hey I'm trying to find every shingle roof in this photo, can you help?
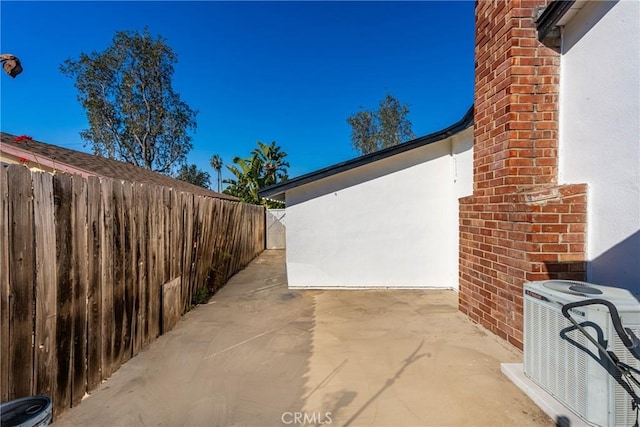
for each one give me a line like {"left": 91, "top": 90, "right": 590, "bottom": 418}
{"left": 259, "top": 105, "right": 474, "bottom": 200}
{"left": 0, "top": 132, "right": 237, "bottom": 201}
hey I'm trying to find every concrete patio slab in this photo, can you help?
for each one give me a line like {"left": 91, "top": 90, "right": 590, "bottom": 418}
{"left": 54, "top": 250, "right": 552, "bottom": 427}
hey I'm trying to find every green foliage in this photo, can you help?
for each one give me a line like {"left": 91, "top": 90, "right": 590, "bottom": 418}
{"left": 191, "top": 251, "right": 233, "bottom": 307}
{"left": 61, "top": 27, "right": 198, "bottom": 175}
{"left": 223, "top": 141, "right": 289, "bottom": 207}
{"left": 347, "top": 93, "right": 415, "bottom": 155}
{"left": 176, "top": 164, "right": 211, "bottom": 188}
{"left": 191, "top": 286, "right": 211, "bottom": 306}
{"left": 210, "top": 154, "right": 223, "bottom": 193}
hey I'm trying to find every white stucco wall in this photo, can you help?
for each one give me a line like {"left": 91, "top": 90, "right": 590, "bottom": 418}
{"left": 284, "top": 127, "right": 473, "bottom": 289}
{"left": 559, "top": 0, "right": 640, "bottom": 292}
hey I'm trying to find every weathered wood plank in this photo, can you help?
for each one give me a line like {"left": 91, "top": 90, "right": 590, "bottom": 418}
{"left": 214, "top": 202, "right": 224, "bottom": 280}
{"left": 134, "top": 183, "right": 147, "bottom": 354}
{"left": 201, "top": 199, "right": 214, "bottom": 288}
{"left": 218, "top": 201, "right": 231, "bottom": 281}
{"left": 197, "top": 197, "right": 214, "bottom": 293}
{"left": 147, "top": 185, "right": 160, "bottom": 341}
{"left": 162, "top": 187, "right": 171, "bottom": 285}
{"left": 53, "top": 173, "right": 73, "bottom": 416}
{"left": 0, "top": 164, "right": 10, "bottom": 402}
{"left": 129, "top": 183, "right": 139, "bottom": 357}
{"left": 139, "top": 184, "right": 147, "bottom": 353}
{"left": 71, "top": 176, "right": 88, "bottom": 406}
{"left": 228, "top": 202, "right": 242, "bottom": 277}
{"left": 181, "top": 193, "right": 193, "bottom": 308}
{"left": 8, "top": 166, "right": 35, "bottom": 400}
{"left": 214, "top": 199, "right": 230, "bottom": 286}
{"left": 111, "top": 180, "right": 125, "bottom": 368}
{"left": 259, "top": 205, "right": 266, "bottom": 254}
{"left": 121, "top": 181, "right": 133, "bottom": 364}
{"left": 161, "top": 277, "right": 181, "bottom": 334}
{"left": 170, "top": 191, "right": 183, "bottom": 309}
{"left": 100, "top": 178, "right": 115, "bottom": 381}
{"left": 33, "top": 172, "right": 57, "bottom": 400}
{"left": 86, "top": 176, "right": 102, "bottom": 391}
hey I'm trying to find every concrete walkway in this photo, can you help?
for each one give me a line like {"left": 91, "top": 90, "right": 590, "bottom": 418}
{"left": 54, "top": 250, "right": 551, "bottom": 427}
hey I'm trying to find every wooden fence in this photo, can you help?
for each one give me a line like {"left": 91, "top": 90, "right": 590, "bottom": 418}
{"left": 0, "top": 165, "right": 265, "bottom": 416}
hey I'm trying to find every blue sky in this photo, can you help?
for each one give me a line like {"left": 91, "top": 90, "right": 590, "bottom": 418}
{"left": 1, "top": 1, "right": 475, "bottom": 185}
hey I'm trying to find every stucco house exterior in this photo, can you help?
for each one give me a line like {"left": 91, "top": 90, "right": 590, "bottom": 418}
{"left": 0, "top": 132, "right": 235, "bottom": 201}
{"left": 259, "top": 107, "right": 473, "bottom": 289}
{"left": 550, "top": 0, "right": 639, "bottom": 291}
{"left": 260, "top": 0, "right": 638, "bottom": 351}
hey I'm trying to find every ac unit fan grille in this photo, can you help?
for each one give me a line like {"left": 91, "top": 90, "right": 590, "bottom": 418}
{"left": 525, "top": 298, "right": 588, "bottom": 415}
{"left": 613, "top": 327, "right": 640, "bottom": 427}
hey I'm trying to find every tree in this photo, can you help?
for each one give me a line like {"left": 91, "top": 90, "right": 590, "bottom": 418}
{"left": 176, "top": 164, "right": 210, "bottom": 188}
{"left": 347, "top": 93, "right": 415, "bottom": 155}
{"left": 223, "top": 156, "right": 262, "bottom": 204}
{"left": 61, "top": 28, "right": 198, "bottom": 175}
{"left": 210, "top": 154, "right": 223, "bottom": 193}
{"left": 252, "top": 141, "right": 289, "bottom": 187}
{"left": 223, "top": 141, "right": 289, "bottom": 207}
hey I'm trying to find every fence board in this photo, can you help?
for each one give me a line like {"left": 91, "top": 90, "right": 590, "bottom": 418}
{"left": 100, "top": 179, "right": 115, "bottom": 381}
{"left": 139, "top": 185, "right": 150, "bottom": 348}
{"left": 53, "top": 173, "right": 73, "bottom": 416}
{"left": 170, "top": 192, "right": 183, "bottom": 309}
{"left": 0, "top": 165, "right": 9, "bottom": 402}
{"left": 207, "top": 198, "right": 218, "bottom": 286}
{"left": 86, "top": 177, "right": 102, "bottom": 390}
{"left": 33, "top": 172, "right": 57, "bottom": 400}
{"left": 111, "top": 181, "right": 125, "bottom": 367}
{"left": 181, "top": 194, "right": 193, "bottom": 307}
{"left": 197, "top": 197, "right": 213, "bottom": 293}
{"left": 130, "top": 184, "right": 140, "bottom": 357}
{"left": 162, "top": 187, "right": 171, "bottom": 285}
{"left": 214, "top": 200, "right": 227, "bottom": 282}
{"left": 229, "top": 203, "right": 242, "bottom": 276}
{"left": 161, "top": 277, "right": 181, "bottom": 334}
{"left": 219, "top": 202, "right": 232, "bottom": 280}
{"left": 121, "top": 182, "right": 133, "bottom": 364}
{"left": 148, "top": 186, "right": 160, "bottom": 341}
{"left": 71, "top": 176, "right": 89, "bottom": 406}
{"left": 7, "top": 166, "right": 35, "bottom": 400}
{"left": 134, "top": 184, "right": 146, "bottom": 354}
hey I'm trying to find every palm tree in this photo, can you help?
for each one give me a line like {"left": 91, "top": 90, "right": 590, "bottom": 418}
{"left": 252, "top": 141, "right": 289, "bottom": 186}
{"left": 210, "top": 154, "right": 223, "bottom": 192}
{"left": 222, "top": 141, "right": 289, "bottom": 207}
{"left": 223, "top": 156, "right": 262, "bottom": 204}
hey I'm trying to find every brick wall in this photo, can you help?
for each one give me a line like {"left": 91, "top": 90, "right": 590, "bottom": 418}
{"left": 459, "top": 0, "right": 588, "bottom": 349}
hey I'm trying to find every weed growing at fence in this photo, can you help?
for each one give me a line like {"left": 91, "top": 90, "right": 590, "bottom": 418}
{"left": 189, "top": 251, "right": 234, "bottom": 307}
{"left": 192, "top": 286, "right": 211, "bottom": 305}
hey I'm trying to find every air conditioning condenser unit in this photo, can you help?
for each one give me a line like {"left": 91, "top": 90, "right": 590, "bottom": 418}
{"left": 524, "top": 280, "right": 640, "bottom": 427}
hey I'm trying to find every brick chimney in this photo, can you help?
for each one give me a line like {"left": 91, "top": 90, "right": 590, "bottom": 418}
{"left": 459, "top": 0, "right": 588, "bottom": 349}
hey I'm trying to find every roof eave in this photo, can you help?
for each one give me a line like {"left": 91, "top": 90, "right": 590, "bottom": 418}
{"left": 259, "top": 105, "right": 474, "bottom": 200}
{"left": 536, "top": 0, "right": 588, "bottom": 41}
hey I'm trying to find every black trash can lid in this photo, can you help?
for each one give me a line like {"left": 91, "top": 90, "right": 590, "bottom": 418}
{"left": 1, "top": 396, "right": 52, "bottom": 427}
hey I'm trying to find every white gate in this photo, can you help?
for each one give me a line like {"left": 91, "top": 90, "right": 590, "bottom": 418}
{"left": 266, "top": 209, "right": 286, "bottom": 249}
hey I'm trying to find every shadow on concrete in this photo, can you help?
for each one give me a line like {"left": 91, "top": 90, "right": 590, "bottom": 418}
{"left": 342, "top": 339, "right": 429, "bottom": 427}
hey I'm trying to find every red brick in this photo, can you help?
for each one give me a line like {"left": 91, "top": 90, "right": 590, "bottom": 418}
{"left": 460, "top": 0, "right": 580, "bottom": 350}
